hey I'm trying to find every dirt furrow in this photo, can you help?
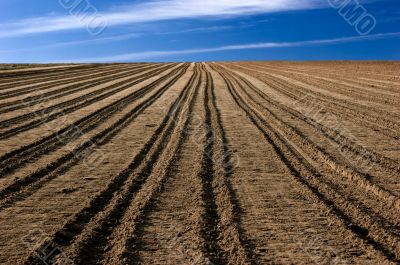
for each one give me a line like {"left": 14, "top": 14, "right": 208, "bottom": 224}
{"left": 0, "top": 63, "right": 173, "bottom": 134}
{"left": 0, "top": 65, "right": 183, "bottom": 183}
{"left": 0, "top": 65, "right": 181, "bottom": 160}
{"left": 196, "top": 66, "right": 227, "bottom": 264}
{"left": 204, "top": 65, "right": 251, "bottom": 264}
{"left": 0, "top": 65, "right": 109, "bottom": 94}
{"left": 228, "top": 64, "right": 400, "bottom": 124}
{"left": 222, "top": 67, "right": 400, "bottom": 200}
{"left": 0, "top": 64, "right": 129, "bottom": 100}
{"left": 211, "top": 64, "right": 392, "bottom": 264}
{"left": 133, "top": 67, "right": 207, "bottom": 265}
{"left": 86, "top": 64, "right": 204, "bottom": 265}
{"left": 123, "top": 64, "right": 250, "bottom": 265}
{"left": 0, "top": 65, "right": 175, "bottom": 142}
{"left": 238, "top": 62, "right": 400, "bottom": 107}
{"left": 250, "top": 61, "right": 400, "bottom": 83}
{"left": 0, "top": 64, "right": 93, "bottom": 80}
{"left": 131, "top": 65, "right": 219, "bottom": 265}
{"left": 0, "top": 64, "right": 189, "bottom": 209}
{"left": 228, "top": 66, "right": 399, "bottom": 161}
{"left": 0, "top": 64, "right": 109, "bottom": 90}
{"left": 0, "top": 62, "right": 397, "bottom": 264}
{"left": 0, "top": 64, "right": 154, "bottom": 110}
{"left": 0, "top": 64, "right": 192, "bottom": 264}
{"left": 22, "top": 63, "right": 200, "bottom": 265}
{"left": 226, "top": 64, "right": 400, "bottom": 144}
{"left": 219, "top": 65, "right": 400, "bottom": 244}
{"left": 247, "top": 62, "right": 400, "bottom": 94}
{"left": 215, "top": 64, "right": 400, "bottom": 262}
{"left": 237, "top": 72, "right": 398, "bottom": 174}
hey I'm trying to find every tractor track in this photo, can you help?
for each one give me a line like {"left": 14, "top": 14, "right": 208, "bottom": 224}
{"left": 223, "top": 66, "right": 400, "bottom": 195}
{"left": 0, "top": 62, "right": 397, "bottom": 265}
{"left": 214, "top": 64, "right": 400, "bottom": 262}
{"left": 0, "top": 64, "right": 96, "bottom": 80}
{"left": 0, "top": 64, "right": 130, "bottom": 98}
{"left": 23, "top": 63, "right": 199, "bottom": 265}
{"left": 0, "top": 64, "right": 189, "bottom": 209}
{"left": 0, "top": 63, "right": 176, "bottom": 139}
{"left": 0, "top": 64, "right": 181, "bottom": 180}
{"left": 226, "top": 64, "right": 400, "bottom": 141}
{"left": 238, "top": 62, "right": 400, "bottom": 107}
{"left": 0, "top": 63, "right": 153, "bottom": 108}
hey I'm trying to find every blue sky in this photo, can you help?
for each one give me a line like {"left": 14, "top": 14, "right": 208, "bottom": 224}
{"left": 0, "top": 0, "right": 399, "bottom": 62}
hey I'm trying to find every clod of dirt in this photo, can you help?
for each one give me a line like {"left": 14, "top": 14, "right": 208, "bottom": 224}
{"left": 61, "top": 187, "right": 79, "bottom": 194}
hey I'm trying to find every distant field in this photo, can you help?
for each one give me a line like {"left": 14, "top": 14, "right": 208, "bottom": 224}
{"left": 0, "top": 64, "right": 72, "bottom": 71}
{"left": 0, "top": 62, "right": 399, "bottom": 264}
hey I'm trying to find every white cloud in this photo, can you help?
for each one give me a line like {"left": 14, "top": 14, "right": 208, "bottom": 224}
{"left": 0, "top": 0, "right": 324, "bottom": 38}
{"left": 0, "top": 33, "right": 139, "bottom": 53}
{"left": 63, "top": 32, "right": 400, "bottom": 62}
{"left": 159, "top": 26, "right": 236, "bottom": 35}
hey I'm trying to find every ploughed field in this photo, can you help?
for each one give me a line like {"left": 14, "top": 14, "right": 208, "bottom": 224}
{"left": 0, "top": 62, "right": 399, "bottom": 265}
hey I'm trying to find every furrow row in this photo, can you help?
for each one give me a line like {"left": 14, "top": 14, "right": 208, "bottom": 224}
{"left": 23, "top": 63, "right": 199, "bottom": 265}
{"left": 214, "top": 64, "right": 400, "bottom": 262}
{"left": 226, "top": 64, "right": 400, "bottom": 140}
{"left": 0, "top": 63, "right": 152, "bottom": 110}
{"left": 0, "top": 63, "right": 176, "bottom": 139}
{"left": 0, "top": 64, "right": 189, "bottom": 209}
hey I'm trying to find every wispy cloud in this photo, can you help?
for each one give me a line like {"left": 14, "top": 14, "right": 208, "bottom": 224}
{"left": 0, "top": 33, "right": 139, "bottom": 53}
{"left": 159, "top": 26, "right": 237, "bottom": 35}
{"left": 0, "top": 0, "right": 324, "bottom": 38}
{"left": 64, "top": 32, "right": 400, "bottom": 62}
{"left": 157, "top": 23, "right": 257, "bottom": 35}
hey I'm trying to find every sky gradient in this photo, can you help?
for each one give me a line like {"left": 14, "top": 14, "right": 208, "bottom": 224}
{"left": 0, "top": 0, "right": 399, "bottom": 62}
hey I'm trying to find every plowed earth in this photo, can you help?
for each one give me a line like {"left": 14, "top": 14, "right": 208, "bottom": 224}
{"left": 0, "top": 62, "right": 399, "bottom": 265}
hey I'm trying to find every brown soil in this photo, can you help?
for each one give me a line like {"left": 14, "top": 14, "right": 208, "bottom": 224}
{"left": 0, "top": 62, "right": 399, "bottom": 265}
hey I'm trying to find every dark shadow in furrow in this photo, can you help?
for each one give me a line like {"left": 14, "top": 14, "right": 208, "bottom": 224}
{"left": 0, "top": 69, "right": 106, "bottom": 98}
{"left": 270, "top": 72, "right": 400, "bottom": 127}
{"left": 0, "top": 65, "right": 109, "bottom": 90}
{"left": 227, "top": 68, "right": 400, "bottom": 196}
{"left": 130, "top": 68, "right": 202, "bottom": 265}
{"left": 232, "top": 72, "right": 400, "bottom": 234}
{"left": 226, "top": 64, "right": 400, "bottom": 140}
{"left": 0, "top": 64, "right": 190, "bottom": 210}
{"left": 76, "top": 67, "right": 200, "bottom": 265}
{"left": 0, "top": 64, "right": 173, "bottom": 140}
{"left": 200, "top": 68, "right": 227, "bottom": 265}
{"left": 24, "top": 64, "right": 199, "bottom": 265}
{"left": 0, "top": 66, "right": 135, "bottom": 95}
{"left": 110, "top": 65, "right": 202, "bottom": 265}
{"left": 206, "top": 68, "right": 257, "bottom": 264}
{"left": 224, "top": 68, "right": 400, "bottom": 234}
{"left": 0, "top": 64, "right": 130, "bottom": 100}
{"left": 244, "top": 63, "right": 400, "bottom": 106}
{"left": 237, "top": 63, "right": 400, "bottom": 117}
{"left": 0, "top": 64, "right": 173, "bottom": 133}
{"left": 217, "top": 66, "right": 399, "bottom": 262}
{"left": 0, "top": 64, "right": 152, "bottom": 109}
{"left": 235, "top": 74, "right": 400, "bottom": 175}
{"left": 246, "top": 68, "right": 400, "bottom": 138}
{"left": 261, "top": 63, "right": 400, "bottom": 97}
{"left": 0, "top": 64, "right": 98, "bottom": 80}
{"left": 247, "top": 62, "right": 400, "bottom": 93}
{"left": 0, "top": 65, "right": 181, "bottom": 179}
